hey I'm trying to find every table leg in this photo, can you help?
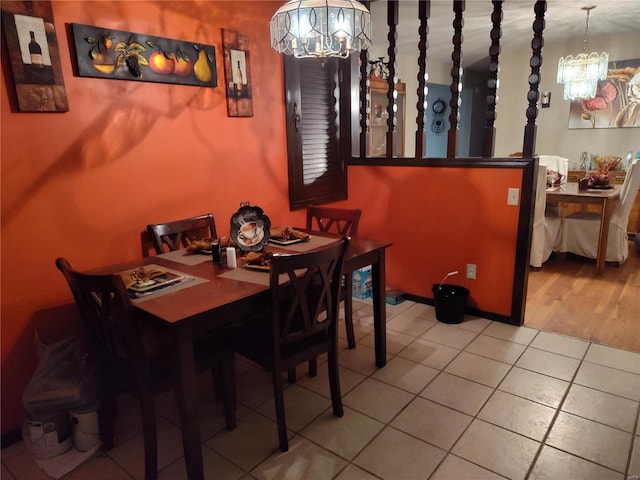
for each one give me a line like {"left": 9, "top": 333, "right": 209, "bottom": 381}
{"left": 371, "top": 249, "right": 387, "bottom": 367}
{"left": 595, "top": 197, "right": 615, "bottom": 274}
{"left": 174, "top": 324, "right": 204, "bottom": 480}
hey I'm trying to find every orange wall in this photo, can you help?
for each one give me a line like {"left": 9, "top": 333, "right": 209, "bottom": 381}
{"left": 1, "top": 1, "right": 524, "bottom": 435}
{"left": 340, "top": 166, "right": 521, "bottom": 312}
{"left": 1, "top": 0, "right": 300, "bottom": 434}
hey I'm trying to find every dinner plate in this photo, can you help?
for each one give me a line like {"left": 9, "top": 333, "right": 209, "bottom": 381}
{"left": 230, "top": 205, "right": 271, "bottom": 251}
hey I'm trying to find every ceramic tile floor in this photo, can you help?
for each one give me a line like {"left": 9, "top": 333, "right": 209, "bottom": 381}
{"left": 3, "top": 298, "right": 640, "bottom": 480}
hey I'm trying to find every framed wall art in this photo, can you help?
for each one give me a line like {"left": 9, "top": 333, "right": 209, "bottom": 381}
{"left": 222, "top": 29, "right": 253, "bottom": 117}
{"left": 568, "top": 58, "right": 640, "bottom": 129}
{"left": 70, "top": 23, "right": 217, "bottom": 88}
{"left": 1, "top": 1, "right": 68, "bottom": 112}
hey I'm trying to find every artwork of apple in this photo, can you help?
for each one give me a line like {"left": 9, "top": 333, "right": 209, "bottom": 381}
{"left": 149, "top": 50, "right": 175, "bottom": 75}
{"left": 171, "top": 48, "right": 193, "bottom": 77}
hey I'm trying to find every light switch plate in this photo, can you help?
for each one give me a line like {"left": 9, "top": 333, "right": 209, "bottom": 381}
{"left": 507, "top": 188, "right": 520, "bottom": 206}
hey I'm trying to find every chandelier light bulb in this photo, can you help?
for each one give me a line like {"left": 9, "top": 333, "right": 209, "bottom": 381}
{"left": 270, "top": 0, "right": 371, "bottom": 61}
{"left": 557, "top": 5, "right": 609, "bottom": 101}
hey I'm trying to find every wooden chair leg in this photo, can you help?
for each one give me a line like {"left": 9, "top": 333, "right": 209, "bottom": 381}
{"left": 327, "top": 349, "right": 343, "bottom": 418}
{"left": 98, "top": 389, "right": 116, "bottom": 451}
{"left": 308, "top": 358, "right": 317, "bottom": 377}
{"left": 272, "top": 371, "right": 289, "bottom": 452}
{"left": 344, "top": 278, "right": 356, "bottom": 349}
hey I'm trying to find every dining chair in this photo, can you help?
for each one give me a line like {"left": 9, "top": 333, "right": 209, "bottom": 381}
{"left": 530, "top": 164, "right": 562, "bottom": 268}
{"left": 223, "top": 237, "right": 349, "bottom": 452}
{"left": 306, "top": 206, "right": 362, "bottom": 350}
{"left": 560, "top": 160, "right": 640, "bottom": 264}
{"left": 55, "top": 258, "right": 235, "bottom": 480}
{"left": 147, "top": 213, "right": 217, "bottom": 254}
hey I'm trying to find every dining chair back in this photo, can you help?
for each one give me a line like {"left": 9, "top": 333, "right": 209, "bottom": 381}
{"left": 307, "top": 206, "right": 361, "bottom": 237}
{"left": 530, "top": 164, "right": 562, "bottom": 268}
{"left": 147, "top": 213, "right": 217, "bottom": 254}
{"left": 224, "top": 237, "right": 349, "bottom": 452}
{"left": 560, "top": 160, "right": 640, "bottom": 264}
{"left": 537, "top": 155, "right": 569, "bottom": 216}
{"left": 537, "top": 155, "right": 569, "bottom": 180}
{"left": 306, "top": 206, "right": 361, "bottom": 351}
{"left": 55, "top": 257, "right": 235, "bottom": 480}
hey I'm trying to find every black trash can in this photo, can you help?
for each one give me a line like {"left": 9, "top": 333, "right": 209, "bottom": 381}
{"left": 432, "top": 284, "right": 470, "bottom": 324}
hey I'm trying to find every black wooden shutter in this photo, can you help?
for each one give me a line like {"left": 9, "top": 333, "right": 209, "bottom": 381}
{"left": 284, "top": 56, "right": 347, "bottom": 210}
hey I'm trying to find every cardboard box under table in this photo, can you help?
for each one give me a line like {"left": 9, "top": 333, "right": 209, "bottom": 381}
{"left": 352, "top": 266, "right": 372, "bottom": 299}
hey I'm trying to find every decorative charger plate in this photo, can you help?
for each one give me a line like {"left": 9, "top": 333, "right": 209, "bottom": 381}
{"left": 230, "top": 205, "right": 271, "bottom": 251}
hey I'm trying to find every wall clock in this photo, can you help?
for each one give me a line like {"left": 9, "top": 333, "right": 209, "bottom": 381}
{"left": 431, "top": 99, "right": 446, "bottom": 133}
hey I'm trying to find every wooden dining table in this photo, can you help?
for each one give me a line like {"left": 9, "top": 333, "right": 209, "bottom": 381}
{"left": 90, "top": 234, "right": 392, "bottom": 480}
{"left": 546, "top": 182, "right": 621, "bottom": 274}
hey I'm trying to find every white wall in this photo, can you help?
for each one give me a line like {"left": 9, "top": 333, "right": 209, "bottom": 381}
{"left": 494, "top": 31, "right": 640, "bottom": 167}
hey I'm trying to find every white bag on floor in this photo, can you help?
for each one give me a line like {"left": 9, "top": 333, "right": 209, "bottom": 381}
{"left": 23, "top": 335, "right": 96, "bottom": 414}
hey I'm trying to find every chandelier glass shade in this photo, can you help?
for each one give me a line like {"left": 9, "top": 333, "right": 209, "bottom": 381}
{"left": 557, "top": 6, "right": 609, "bottom": 101}
{"left": 270, "top": 0, "right": 371, "bottom": 60}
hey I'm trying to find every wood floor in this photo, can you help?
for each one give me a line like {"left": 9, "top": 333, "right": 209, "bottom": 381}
{"left": 524, "top": 240, "right": 640, "bottom": 353}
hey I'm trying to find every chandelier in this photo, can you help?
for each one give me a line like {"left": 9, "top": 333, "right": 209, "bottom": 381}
{"left": 270, "top": 0, "right": 372, "bottom": 61}
{"left": 557, "top": 6, "right": 609, "bottom": 101}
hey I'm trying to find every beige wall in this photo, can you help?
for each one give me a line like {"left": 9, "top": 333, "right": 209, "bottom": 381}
{"left": 495, "top": 31, "right": 640, "bottom": 165}
{"left": 377, "top": 30, "right": 639, "bottom": 162}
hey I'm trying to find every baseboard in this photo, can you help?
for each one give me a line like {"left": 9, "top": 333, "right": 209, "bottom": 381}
{"left": 404, "top": 293, "right": 516, "bottom": 325}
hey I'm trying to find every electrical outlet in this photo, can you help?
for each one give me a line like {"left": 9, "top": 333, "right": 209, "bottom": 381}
{"left": 466, "top": 263, "right": 477, "bottom": 280}
{"left": 507, "top": 188, "right": 520, "bottom": 206}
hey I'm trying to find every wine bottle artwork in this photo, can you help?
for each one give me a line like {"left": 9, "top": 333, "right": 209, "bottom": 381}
{"left": 28, "top": 30, "right": 44, "bottom": 67}
{"left": 1, "top": 1, "right": 68, "bottom": 111}
{"left": 235, "top": 60, "right": 244, "bottom": 97}
{"left": 222, "top": 28, "right": 253, "bottom": 117}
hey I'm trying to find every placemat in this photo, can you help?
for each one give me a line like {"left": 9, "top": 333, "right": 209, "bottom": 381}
{"left": 269, "top": 234, "right": 337, "bottom": 252}
{"left": 118, "top": 264, "right": 209, "bottom": 303}
{"left": 157, "top": 249, "right": 213, "bottom": 266}
{"left": 218, "top": 267, "right": 273, "bottom": 286}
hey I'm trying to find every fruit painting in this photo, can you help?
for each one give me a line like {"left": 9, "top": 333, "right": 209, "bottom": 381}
{"left": 71, "top": 23, "right": 217, "bottom": 88}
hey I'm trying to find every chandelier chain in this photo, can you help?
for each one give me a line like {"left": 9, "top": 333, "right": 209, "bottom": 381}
{"left": 581, "top": 6, "right": 595, "bottom": 54}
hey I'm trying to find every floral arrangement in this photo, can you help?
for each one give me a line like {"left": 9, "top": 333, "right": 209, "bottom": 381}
{"left": 589, "top": 156, "right": 621, "bottom": 186}
{"left": 593, "top": 156, "right": 621, "bottom": 175}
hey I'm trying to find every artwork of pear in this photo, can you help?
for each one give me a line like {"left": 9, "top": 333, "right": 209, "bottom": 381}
{"left": 194, "top": 49, "right": 211, "bottom": 83}
{"left": 92, "top": 52, "right": 115, "bottom": 75}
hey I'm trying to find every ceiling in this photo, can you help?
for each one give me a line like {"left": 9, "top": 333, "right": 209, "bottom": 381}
{"left": 369, "top": 0, "right": 640, "bottom": 66}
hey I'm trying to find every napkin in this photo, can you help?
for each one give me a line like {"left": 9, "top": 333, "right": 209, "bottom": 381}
{"left": 270, "top": 225, "right": 309, "bottom": 241}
